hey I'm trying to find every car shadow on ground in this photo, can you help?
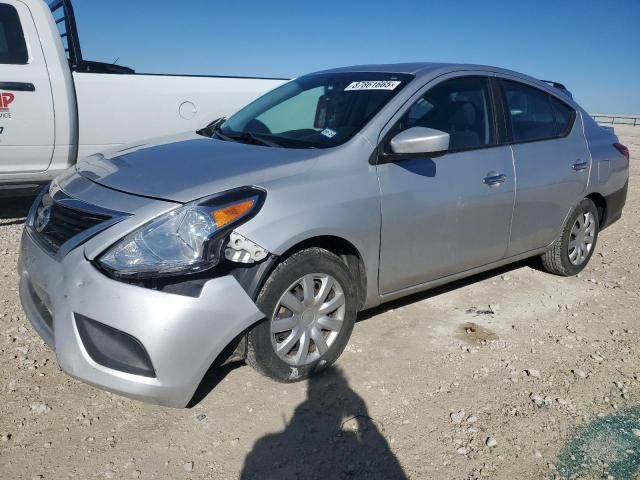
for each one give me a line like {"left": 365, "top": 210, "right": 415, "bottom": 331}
{"left": 191, "top": 258, "right": 540, "bottom": 405}
{"left": 239, "top": 366, "right": 407, "bottom": 480}
{"left": 0, "top": 195, "right": 35, "bottom": 225}
{"left": 358, "top": 259, "right": 535, "bottom": 322}
{"left": 232, "top": 261, "right": 544, "bottom": 478}
{"left": 188, "top": 361, "right": 244, "bottom": 407}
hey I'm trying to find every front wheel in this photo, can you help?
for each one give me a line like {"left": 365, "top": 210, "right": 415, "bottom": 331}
{"left": 541, "top": 198, "right": 599, "bottom": 276}
{"left": 246, "top": 248, "right": 357, "bottom": 382}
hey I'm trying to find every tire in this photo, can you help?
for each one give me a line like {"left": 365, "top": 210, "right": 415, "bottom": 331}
{"left": 541, "top": 198, "right": 599, "bottom": 276}
{"left": 246, "top": 248, "right": 357, "bottom": 382}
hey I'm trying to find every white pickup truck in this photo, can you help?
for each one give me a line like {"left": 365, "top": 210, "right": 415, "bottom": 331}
{"left": 0, "top": 0, "right": 286, "bottom": 194}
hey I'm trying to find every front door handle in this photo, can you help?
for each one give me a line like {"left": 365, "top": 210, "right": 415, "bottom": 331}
{"left": 572, "top": 160, "right": 588, "bottom": 171}
{"left": 483, "top": 173, "right": 506, "bottom": 187}
{"left": 0, "top": 82, "right": 35, "bottom": 92}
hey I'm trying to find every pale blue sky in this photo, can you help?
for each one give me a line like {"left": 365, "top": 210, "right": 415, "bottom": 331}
{"left": 71, "top": 0, "right": 640, "bottom": 115}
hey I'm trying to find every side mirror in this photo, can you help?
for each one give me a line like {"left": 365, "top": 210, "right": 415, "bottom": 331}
{"left": 389, "top": 127, "right": 449, "bottom": 155}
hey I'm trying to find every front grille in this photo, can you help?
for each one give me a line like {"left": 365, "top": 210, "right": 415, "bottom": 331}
{"left": 35, "top": 195, "right": 112, "bottom": 252}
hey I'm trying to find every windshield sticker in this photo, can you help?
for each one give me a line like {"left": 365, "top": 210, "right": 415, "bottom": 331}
{"left": 344, "top": 80, "right": 401, "bottom": 91}
{"left": 321, "top": 128, "right": 337, "bottom": 138}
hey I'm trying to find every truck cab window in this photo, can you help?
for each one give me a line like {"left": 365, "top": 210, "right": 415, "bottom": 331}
{"left": 0, "top": 3, "right": 27, "bottom": 64}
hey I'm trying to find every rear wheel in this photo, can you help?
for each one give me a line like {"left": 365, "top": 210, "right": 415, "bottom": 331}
{"left": 246, "top": 248, "right": 357, "bottom": 382}
{"left": 541, "top": 198, "right": 599, "bottom": 276}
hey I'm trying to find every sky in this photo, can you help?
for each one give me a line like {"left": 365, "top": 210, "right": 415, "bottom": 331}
{"left": 70, "top": 0, "right": 640, "bottom": 115}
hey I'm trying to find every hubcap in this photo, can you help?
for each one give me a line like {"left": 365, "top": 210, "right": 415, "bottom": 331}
{"left": 270, "top": 273, "right": 346, "bottom": 366}
{"left": 568, "top": 211, "right": 596, "bottom": 266}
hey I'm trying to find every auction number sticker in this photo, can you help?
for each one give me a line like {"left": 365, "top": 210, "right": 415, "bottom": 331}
{"left": 345, "top": 80, "right": 401, "bottom": 91}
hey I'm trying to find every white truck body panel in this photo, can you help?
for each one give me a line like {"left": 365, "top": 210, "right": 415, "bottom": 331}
{"left": 72, "top": 73, "right": 284, "bottom": 160}
{"left": 0, "top": 0, "right": 286, "bottom": 190}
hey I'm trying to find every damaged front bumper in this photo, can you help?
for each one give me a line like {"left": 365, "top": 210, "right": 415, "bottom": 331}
{"left": 18, "top": 187, "right": 267, "bottom": 407}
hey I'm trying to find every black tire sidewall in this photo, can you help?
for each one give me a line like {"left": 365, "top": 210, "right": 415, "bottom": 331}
{"left": 247, "top": 248, "right": 357, "bottom": 382}
{"left": 558, "top": 199, "right": 600, "bottom": 275}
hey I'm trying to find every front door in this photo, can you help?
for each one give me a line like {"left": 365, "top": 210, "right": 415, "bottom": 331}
{"left": 378, "top": 76, "right": 516, "bottom": 294}
{"left": 0, "top": 1, "right": 55, "bottom": 174}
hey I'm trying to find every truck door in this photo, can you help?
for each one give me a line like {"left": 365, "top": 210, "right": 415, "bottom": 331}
{"left": 0, "top": 1, "right": 55, "bottom": 174}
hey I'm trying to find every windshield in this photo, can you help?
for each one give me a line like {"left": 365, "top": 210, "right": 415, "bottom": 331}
{"left": 219, "top": 72, "right": 414, "bottom": 149}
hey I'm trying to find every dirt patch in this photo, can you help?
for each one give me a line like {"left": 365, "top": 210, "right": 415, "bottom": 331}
{"left": 459, "top": 322, "right": 499, "bottom": 344}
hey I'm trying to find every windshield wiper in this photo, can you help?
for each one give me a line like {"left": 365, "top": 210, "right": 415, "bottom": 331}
{"left": 221, "top": 131, "right": 282, "bottom": 148}
{"left": 198, "top": 118, "right": 281, "bottom": 147}
{"left": 196, "top": 117, "right": 227, "bottom": 138}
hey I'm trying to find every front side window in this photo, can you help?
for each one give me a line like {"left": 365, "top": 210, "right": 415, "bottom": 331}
{"left": 503, "top": 80, "right": 575, "bottom": 142}
{"left": 221, "top": 72, "right": 414, "bottom": 149}
{"left": 394, "top": 76, "right": 496, "bottom": 151}
{"left": 0, "top": 4, "right": 27, "bottom": 64}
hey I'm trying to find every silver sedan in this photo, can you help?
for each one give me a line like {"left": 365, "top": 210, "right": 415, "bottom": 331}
{"left": 19, "top": 63, "right": 629, "bottom": 406}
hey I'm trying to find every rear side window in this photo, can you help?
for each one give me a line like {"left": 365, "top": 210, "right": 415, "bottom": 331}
{"left": 396, "top": 76, "right": 496, "bottom": 151}
{"left": 550, "top": 96, "right": 575, "bottom": 136}
{"left": 503, "top": 80, "right": 575, "bottom": 142}
{"left": 0, "top": 3, "right": 27, "bottom": 64}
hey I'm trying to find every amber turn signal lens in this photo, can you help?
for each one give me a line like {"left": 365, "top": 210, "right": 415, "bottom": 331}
{"left": 212, "top": 199, "right": 255, "bottom": 228}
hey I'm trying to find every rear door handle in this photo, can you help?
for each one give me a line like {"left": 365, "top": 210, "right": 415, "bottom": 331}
{"left": 0, "top": 82, "right": 35, "bottom": 92}
{"left": 483, "top": 173, "right": 506, "bottom": 187}
{"left": 572, "top": 160, "right": 588, "bottom": 171}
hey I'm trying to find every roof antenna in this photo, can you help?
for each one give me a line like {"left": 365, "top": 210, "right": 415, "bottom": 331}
{"left": 112, "top": 56, "right": 120, "bottom": 65}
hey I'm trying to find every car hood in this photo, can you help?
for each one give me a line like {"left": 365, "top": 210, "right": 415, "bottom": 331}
{"left": 76, "top": 133, "right": 320, "bottom": 203}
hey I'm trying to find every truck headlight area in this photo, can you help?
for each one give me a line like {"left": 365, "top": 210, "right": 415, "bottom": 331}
{"left": 98, "top": 188, "right": 265, "bottom": 279}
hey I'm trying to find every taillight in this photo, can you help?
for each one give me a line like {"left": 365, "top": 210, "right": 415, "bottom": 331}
{"left": 614, "top": 143, "right": 630, "bottom": 161}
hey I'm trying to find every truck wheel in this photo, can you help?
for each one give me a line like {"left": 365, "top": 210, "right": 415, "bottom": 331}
{"left": 246, "top": 248, "right": 357, "bottom": 382}
{"left": 541, "top": 198, "right": 599, "bottom": 276}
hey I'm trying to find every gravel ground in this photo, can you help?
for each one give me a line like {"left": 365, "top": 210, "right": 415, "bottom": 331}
{"left": 0, "top": 126, "right": 638, "bottom": 480}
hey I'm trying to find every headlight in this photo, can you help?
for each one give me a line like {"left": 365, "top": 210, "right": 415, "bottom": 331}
{"left": 98, "top": 187, "right": 265, "bottom": 278}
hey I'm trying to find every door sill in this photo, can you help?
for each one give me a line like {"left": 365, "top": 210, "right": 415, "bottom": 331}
{"left": 378, "top": 246, "right": 549, "bottom": 304}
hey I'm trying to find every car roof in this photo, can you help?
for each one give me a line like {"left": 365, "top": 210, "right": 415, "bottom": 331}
{"left": 317, "top": 62, "right": 453, "bottom": 75}
{"left": 314, "top": 62, "right": 534, "bottom": 82}
{"left": 312, "top": 62, "right": 577, "bottom": 105}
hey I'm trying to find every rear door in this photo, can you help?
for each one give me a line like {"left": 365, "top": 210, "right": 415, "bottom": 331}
{"left": 0, "top": 1, "right": 55, "bottom": 174}
{"left": 499, "top": 78, "right": 590, "bottom": 255}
